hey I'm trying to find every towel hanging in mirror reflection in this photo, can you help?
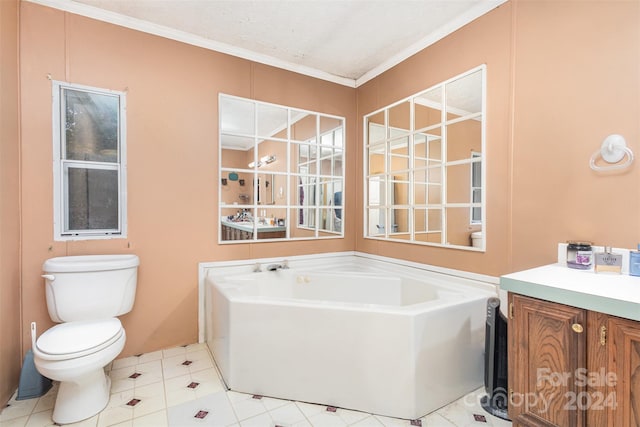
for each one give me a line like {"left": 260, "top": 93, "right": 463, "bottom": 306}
{"left": 589, "top": 134, "right": 634, "bottom": 171}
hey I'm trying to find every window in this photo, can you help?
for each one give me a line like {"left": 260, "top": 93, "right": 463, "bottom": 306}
{"left": 52, "top": 81, "right": 127, "bottom": 240}
{"left": 470, "top": 151, "right": 482, "bottom": 224}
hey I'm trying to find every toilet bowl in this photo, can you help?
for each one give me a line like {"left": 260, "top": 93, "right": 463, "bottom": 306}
{"left": 32, "top": 254, "right": 139, "bottom": 425}
{"left": 31, "top": 320, "right": 126, "bottom": 424}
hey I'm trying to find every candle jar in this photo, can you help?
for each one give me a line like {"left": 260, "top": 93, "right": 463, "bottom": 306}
{"left": 566, "top": 241, "right": 593, "bottom": 270}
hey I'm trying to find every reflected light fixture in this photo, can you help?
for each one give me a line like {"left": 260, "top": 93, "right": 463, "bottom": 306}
{"left": 248, "top": 155, "right": 276, "bottom": 168}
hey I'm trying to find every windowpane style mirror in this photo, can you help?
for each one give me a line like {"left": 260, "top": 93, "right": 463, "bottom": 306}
{"left": 364, "top": 66, "right": 485, "bottom": 250}
{"left": 219, "top": 94, "right": 345, "bottom": 243}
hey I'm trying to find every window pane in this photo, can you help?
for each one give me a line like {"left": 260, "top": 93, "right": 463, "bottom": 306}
{"left": 471, "top": 158, "right": 482, "bottom": 187}
{"left": 220, "top": 96, "right": 255, "bottom": 135}
{"left": 64, "top": 89, "right": 119, "bottom": 162}
{"left": 295, "top": 175, "right": 317, "bottom": 207}
{"left": 368, "top": 144, "right": 385, "bottom": 175}
{"left": 415, "top": 208, "right": 442, "bottom": 233}
{"left": 319, "top": 149, "right": 334, "bottom": 175}
{"left": 388, "top": 101, "right": 410, "bottom": 137}
{"left": 367, "top": 176, "right": 386, "bottom": 206}
{"left": 220, "top": 136, "right": 255, "bottom": 163}
{"left": 221, "top": 145, "right": 253, "bottom": 170}
{"left": 391, "top": 208, "right": 409, "bottom": 233}
{"left": 319, "top": 208, "right": 341, "bottom": 234}
{"left": 296, "top": 142, "right": 317, "bottom": 174}
{"left": 446, "top": 207, "right": 476, "bottom": 246}
{"left": 389, "top": 137, "right": 409, "bottom": 173}
{"left": 445, "top": 69, "right": 483, "bottom": 116}
{"left": 391, "top": 180, "right": 409, "bottom": 205}
{"left": 66, "top": 167, "right": 118, "bottom": 231}
{"left": 367, "top": 112, "right": 385, "bottom": 145}
{"left": 446, "top": 163, "right": 472, "bottom": 204}
{"left": 257, "top": 104, "right": 288, "bottom": 138}
{"left": 446, "top": 119, "right": 481, "bottom": 163}
{"left": 257, "top": 140, "right": 287, "bottom": 173}
{"left": 367, "top": 208, "right": 386, "bottom": 235}
{"left": 291, "top": 111, "right": 317, "bottom": 142}
{"left": 414, "top": 87, "right": 442, "bottom": 131}
{"left": 299, "top": 207, "right": 316, "bottom": 228}
{"left": 320, "top": 116, "right": 342, "bottom": 143}
{"left": 333, "top": 128, "right": 343, "bottom": 148}
{"left": 332, "top": 149, "right": 343, "bottom": 177}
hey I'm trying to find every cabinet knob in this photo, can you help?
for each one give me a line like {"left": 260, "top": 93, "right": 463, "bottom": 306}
{"left": 572, "top": 323, "right": 584, "bottom": 333}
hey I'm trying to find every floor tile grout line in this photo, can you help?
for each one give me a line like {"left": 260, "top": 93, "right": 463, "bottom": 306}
{"left": 222, "top": 389, "right": 243, "bottom": 425}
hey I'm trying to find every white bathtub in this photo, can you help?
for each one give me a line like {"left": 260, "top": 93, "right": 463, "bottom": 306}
{"left": 203, "top": 255, "right": 496, "bottom": 420}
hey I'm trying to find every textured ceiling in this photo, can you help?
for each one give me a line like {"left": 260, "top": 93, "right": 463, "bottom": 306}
{"left": 31, "top": 0, "right": 506, "bottom": 87}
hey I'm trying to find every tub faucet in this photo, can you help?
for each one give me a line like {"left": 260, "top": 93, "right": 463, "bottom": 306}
{"left": 266, "top": 260, "right": 289, "bottom": 271}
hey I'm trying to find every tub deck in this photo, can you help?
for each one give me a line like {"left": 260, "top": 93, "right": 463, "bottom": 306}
{"left": 203, "top": 255, "right": 496, "bottom": 419}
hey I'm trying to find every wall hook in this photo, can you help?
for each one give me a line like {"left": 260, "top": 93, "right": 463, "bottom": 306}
{"left": 589, "top": 134, "right": 634, "bottom": 171}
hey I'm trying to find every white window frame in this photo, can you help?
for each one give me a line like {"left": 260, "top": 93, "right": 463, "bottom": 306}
{"left": 52, "top": 81, "right": 127, "bottom": 241}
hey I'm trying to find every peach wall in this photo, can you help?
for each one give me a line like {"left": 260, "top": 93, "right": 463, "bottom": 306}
{"left": 357, "top": 0, "right": 640, "bottom": 275}
{"left": 510, "top": 0, "right": 640, "bottom": 271}
{"left": 19, "top": 2, "right": 356, "bottom": 357}
{"left": 0, "top": 0, "right": 22, "bottom": 406}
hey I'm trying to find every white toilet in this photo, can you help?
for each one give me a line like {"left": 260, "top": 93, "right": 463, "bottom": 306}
{"left": 31, "top": 254, "right": 139, "bottom": 425}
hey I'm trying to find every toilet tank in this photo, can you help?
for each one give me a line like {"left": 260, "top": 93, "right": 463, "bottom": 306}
{"left": 42, "top": 254, "right": 139, "bottom": 323}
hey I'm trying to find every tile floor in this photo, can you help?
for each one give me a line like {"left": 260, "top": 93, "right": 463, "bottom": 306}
{"left": 0, "top": 343, "right": 512, "bottom": 427}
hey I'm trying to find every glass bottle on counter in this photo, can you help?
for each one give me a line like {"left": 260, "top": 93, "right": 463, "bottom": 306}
{"left": 594, "top": 246, "right": 622, "bottom": 274}
{"left": 630, "top": 244, "right": 640, "bottom": 277}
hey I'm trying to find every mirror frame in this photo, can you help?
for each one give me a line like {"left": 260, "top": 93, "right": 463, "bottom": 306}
{"left": 219, "top": 94, "right": 345, "bottom": 243}
{"left": 363, "top": 65, "right": 486, "bottom": 251}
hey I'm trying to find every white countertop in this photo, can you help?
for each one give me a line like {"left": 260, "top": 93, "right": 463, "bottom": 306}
{"left": 501, "top": 263, "right": 640, "bottom": 321}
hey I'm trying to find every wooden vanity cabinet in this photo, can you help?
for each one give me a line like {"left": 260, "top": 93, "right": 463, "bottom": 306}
{"left": 508, "top": 293, "right": 640, "bottom": 427}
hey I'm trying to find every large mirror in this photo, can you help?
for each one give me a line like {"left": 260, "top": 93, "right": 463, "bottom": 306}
{"left": 364, "top": 66, "right": 485, "bottom": 250}
{"left": 219, "top": 94, "right": 345, "bottom": 242}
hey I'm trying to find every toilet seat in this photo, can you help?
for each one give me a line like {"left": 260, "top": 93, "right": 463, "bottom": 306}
{"left": 36, "top": 318, "right": 124, "bottom": 361}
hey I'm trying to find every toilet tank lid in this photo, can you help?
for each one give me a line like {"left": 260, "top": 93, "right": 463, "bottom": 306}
{"left": 43, "top": 254, "right": 139, "bottom": 273}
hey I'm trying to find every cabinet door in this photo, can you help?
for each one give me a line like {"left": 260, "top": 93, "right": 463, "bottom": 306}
{"left": 509, "top": 293, "right": 587, "bottom": 427}
{"left": 608, "top": 315, "right": 640, "bottom": 426}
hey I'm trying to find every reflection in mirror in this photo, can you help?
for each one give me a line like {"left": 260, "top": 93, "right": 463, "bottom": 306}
{"left": 364, "top": 65, "right": 485, "bottom": 250}
{"left": 389, "top": 101, "right": 411, "bottom": 138}
{"left": 414, "top": 86, "right": 442, "bottom": 131}
{"left": 219, "top": 94, "right": 345, "bottom": 243}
